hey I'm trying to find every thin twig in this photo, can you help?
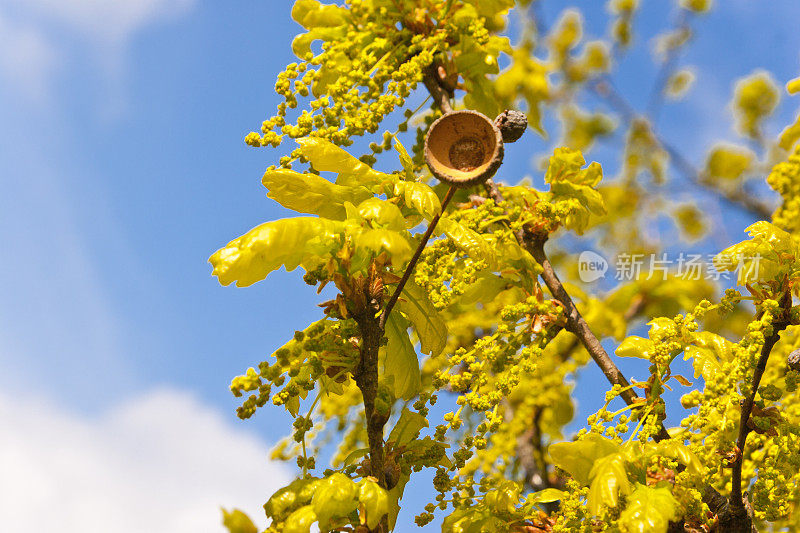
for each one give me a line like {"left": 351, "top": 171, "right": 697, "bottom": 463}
{"left": 379, "top": 186, "right": 456, "bottom": 330}
{"left": 590, "top": 77, "right": 773, "bottom": 220}
{"left": 646, "top": 9, "right": 691, "bottom": 122}
{"left": 481, "top": 179, "right": 671, "bottom": 442}
{"left": 528, "top": 235, "right": 671, "bottom": 442}
{"left": 729, "top": 295, "right": 790, "bottom": 522}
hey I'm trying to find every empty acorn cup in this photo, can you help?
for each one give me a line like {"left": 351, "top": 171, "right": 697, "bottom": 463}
{"left": 424, "top": 109, "right": 527, "bottom": 187}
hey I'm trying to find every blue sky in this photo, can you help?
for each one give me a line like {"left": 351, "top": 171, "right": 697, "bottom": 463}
{"left": 1, "top": 1, "right": 800, "bottom": 532}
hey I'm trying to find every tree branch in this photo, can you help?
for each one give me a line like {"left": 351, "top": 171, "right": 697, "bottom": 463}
{"left": 353, "top": 278, "right": 391, "bottom": 532}
{"left": 379, "top": 186, "right": 456, "bottom": 330}
{"left": 528, "top": 235, "right": 670, "bottom": 442}
{"left": 481, "top": 181, "right": 671, "bottom": 442}
{"left": 590, "top": 77, "right": 773, "bottom": 220}
{"left": 355, "top": 310, "right": 387, "bottom": 484}
{"left": 728, "top": 295, "right": 790, "bottom": 526}
{"left": 422, "top": 65, "right": 453, "bottom": 114}
{"left": 517, "top": 407, "right": 547, "bottom": 488}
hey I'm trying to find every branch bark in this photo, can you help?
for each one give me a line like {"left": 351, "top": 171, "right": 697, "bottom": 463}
{"left": 527, "top": 234, "right": 672, "bottom": 443}
{"left": 354, "top": 312, "right": 386, "bottom": 483}
{"left": 422, "top": 65, "right": 453, "bottom": 114}
{"left": 727, "top": 294, "right": 790, "bottom": 529}
{"left": 353, "top": 289, "right": 390, "bottom": 533}
{"left": 481, "top": 178, "right": 672, "bottom": 442}
{"left": 341, "top": 263, "right": 396, "bottom": 533}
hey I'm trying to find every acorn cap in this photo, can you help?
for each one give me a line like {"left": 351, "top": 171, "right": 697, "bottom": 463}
{"left": 424, "top": 110, "right": 504, "bottom": 188}
{"left": 494, "top": 109, "right": 528, "bottom": 143}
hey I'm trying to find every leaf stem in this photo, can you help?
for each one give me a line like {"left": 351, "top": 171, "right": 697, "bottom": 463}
{"left": 625, "top": 403, "right": 656, "bottom": 446}
{"left": 300, "top": 389, "right": 324, "bottom": 477}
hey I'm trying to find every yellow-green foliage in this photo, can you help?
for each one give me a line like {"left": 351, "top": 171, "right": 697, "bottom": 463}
{"left": 211, "top": 1, "right": 800, "bottom": 532}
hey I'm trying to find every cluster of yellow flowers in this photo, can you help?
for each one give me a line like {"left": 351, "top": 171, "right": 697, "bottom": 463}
{"left": 216, "top": 0, "right": 800, "bottom": 530}
{"left": 767, "top": 144, "right": 800, "bottom": 232}
{"left": 230, "top": 318, "right": 360, "bottom": 421}
{"left": 733, "top": 71, "right": 780, "bottom": 139}
{"left": 244, "top": 0, "right": 455, "bottom": 168}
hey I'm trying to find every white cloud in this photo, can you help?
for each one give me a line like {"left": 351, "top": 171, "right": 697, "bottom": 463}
{"left": 0, "top": 0, "right": 196, "bottom": 107}
{"left": 0, "top": 11, "right": 57, "bottom": 102}
{"left": 0, "top": 388, "right": 291, "bottom": 533}
{"left": 2, "top": 0, "right": 195, "bottom": 44}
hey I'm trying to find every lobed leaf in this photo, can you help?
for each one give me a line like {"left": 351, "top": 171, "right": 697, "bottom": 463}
{"left": 588, "top": 453, "right": 631, "bottom": 515}
{"left": 353, "top": 228, "right": 413, "bottom": 268}
{"left": 549, "top": 433, "right": 621, "bottom": 486}
{"left": 393, "top": 181, "right": 441, "bottom": 221}
{"left": 262, "top": 168, "right": 372, "bottom": 219}
{"left": 209, "top": 217, "right": 344, "bottom": 287}
{"left": 439, "top": 218, "right": 497, "bottom": 267}
{"left": 656, "top": 441, "right": 704, "bottom": 477}
{"left": 483, "top": 481, "right": 522, "bottom": 514}
{"left": 384, "top": 313, "right": 421, "bottom": 400}
{"left": 714, "top": 221, "right": 800, "bottom": 284}
{"left": 356, "top": 197, "right": 407, "bottom": 232}
{"left": 357, "top": 478, "right": 389, "bottom": 530}
{"left": 619, "top": 484, "right": 679, "bottom": 533}
{"left": 265, "top": 478, "right": 320, "bottom": 522}
{"left": 544, "top": 148, "right": 606, "bottom": 233}
{"left": 292, "top": 26, "right": 346, "bottom": 58}
{"left": 388, "top": 407, "right": 428, "bottom": 447}
{"left": 291, "top": 0, "right": 347, "bottom": 29}
{"left": 397, "top": 281, "right": 448, "bottom": 356}
{"left": 296, "top": 137, "right": 389, "bottom": 188}
{"left": 311, "top": 473, "right": 358, "bottom": 528}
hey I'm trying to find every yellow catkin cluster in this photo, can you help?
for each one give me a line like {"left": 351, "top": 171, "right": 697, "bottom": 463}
{"left": 767, "top": 145, "right": 800, "bottom": 233}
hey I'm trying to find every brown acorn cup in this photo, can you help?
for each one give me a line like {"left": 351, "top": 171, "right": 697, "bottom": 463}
{"left": 382, "top": 109, "right": 525, "bottom": 330}
{"left": 424, "top": 110, "right": 505, "bottom": 188}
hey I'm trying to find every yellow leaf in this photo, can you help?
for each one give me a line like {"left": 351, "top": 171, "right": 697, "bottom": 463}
{"left": 209, "top": 217, "right": 345, "bottom": 287}
{"left": 549, "top": 433, "right": 621, "bottom": 486}
{"left": 616, "top": 336, "right": 654, "bottom": 359}
{"left": 296, "top": 137, "right": 389, "bottom": 188}
{"left": 588, "top": 453, "right": 631, "bottom": 515}
{"left": 384, "top": 314, "right": 421, "bottom": 400}
{"left": 221, "top": 508, "right": 258, "bottom": 533}
{"left": 262, "top": 168, "right": 372, "bottom": 219}
{"left": 619, "top": 484, "right": 679, "bottom": 533}
{"left": 358, "top": 479, "right": 389, "bottom": 529}
{"left": 397, "top": 281, "right": 448, "bottom": 356}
